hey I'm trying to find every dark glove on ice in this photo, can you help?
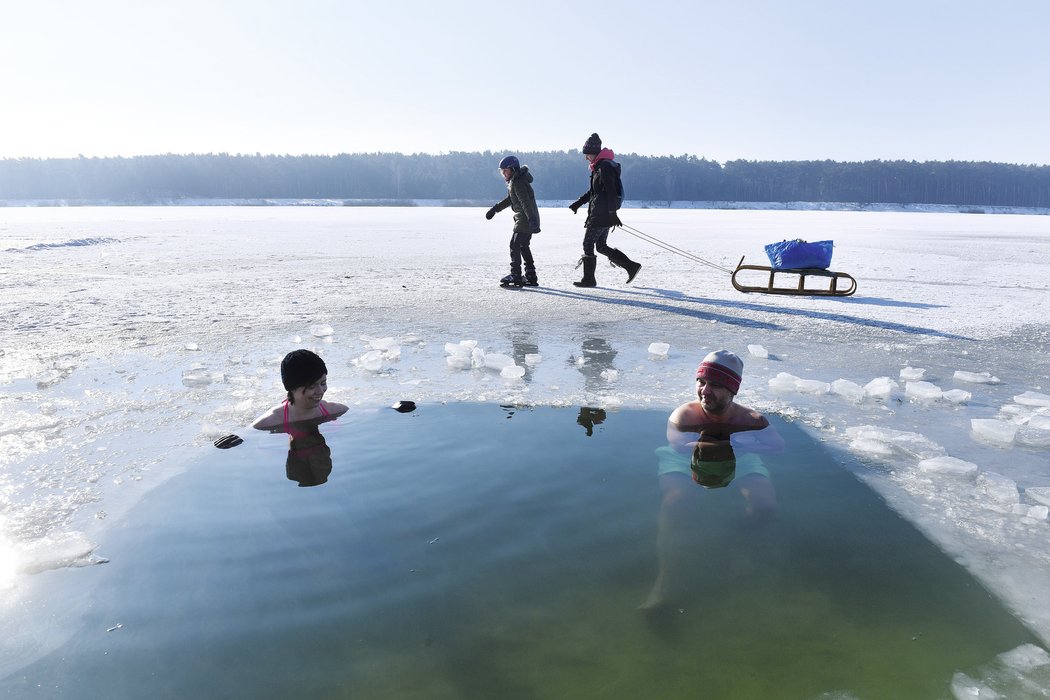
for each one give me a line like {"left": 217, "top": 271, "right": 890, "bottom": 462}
{"left": 214, "top": 434, "right": 243, "bottom": 449}
{"left": 485, "top": 207, "right": 496, "bottom": 220}
{"left": 611, "top": 213, "right": 623, "bottom": 227}
{"left": 569, "top": 203, "right": 580, "bottom": 214}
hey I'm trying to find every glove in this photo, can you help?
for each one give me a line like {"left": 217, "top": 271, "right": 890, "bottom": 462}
{"left": 485, "top": 207, "right": 496, "bottom": 220}
{"left": 611, "top": 213, "right": 622, "bottom": 227}
{"left": 569, "top": 203, "right": 580, "bottom": 214}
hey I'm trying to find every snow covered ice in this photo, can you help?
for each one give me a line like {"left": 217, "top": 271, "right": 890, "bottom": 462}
{"left": 2, "top": 205, "right": 1050, "bottom": 673}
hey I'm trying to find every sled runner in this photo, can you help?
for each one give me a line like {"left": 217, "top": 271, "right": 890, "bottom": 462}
{"left": 731, "top": 256, "right": 858, "bottom": 297}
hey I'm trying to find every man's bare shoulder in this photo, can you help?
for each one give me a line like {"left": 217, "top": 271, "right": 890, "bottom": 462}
{"left": 730, "top": 403, "right": 770, "bottom": 429}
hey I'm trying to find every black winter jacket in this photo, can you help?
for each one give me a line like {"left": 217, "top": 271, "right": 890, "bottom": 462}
{"left": 571, "top": 158, "right": 621, "bottom": 229}
{"left": 493, "top": 167, "right": 541, "bottom": 234}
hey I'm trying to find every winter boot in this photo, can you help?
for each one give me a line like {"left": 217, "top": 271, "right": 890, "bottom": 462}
{"left": 500, "top": 273, "right": 525, "bottom": 287}
{"left": 573, "top": 255, "right": 597, "bottom": 288}
{"left": 608, "top": 248, "right": 641, "bottom": 284}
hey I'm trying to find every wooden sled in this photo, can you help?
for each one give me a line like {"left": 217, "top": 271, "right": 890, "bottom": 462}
{"left": 732, "top": 256, "right": 857, "bottom": 297}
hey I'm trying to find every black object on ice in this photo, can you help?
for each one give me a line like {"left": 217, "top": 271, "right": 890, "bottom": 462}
{"left": 214, "top": 434, "right": 244, "bottom": 449}
{"left": 500, "top": 274, "right": 525, "bottom": 288}
{"left": 392, "top": 400, "right": 417, "bottom": 413}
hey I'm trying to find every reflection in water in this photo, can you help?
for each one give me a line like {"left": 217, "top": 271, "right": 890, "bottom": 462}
{"left": 285, "top": 427, "right": 333, "bottom": 487}
{"left": 261, "top": 414, "right": 340, "bottom": 488}
{"left": 573, "top": 337, "right": 618, "bottom": 393}
{"left": 690, "top": 431, "right": 737, "bottom": 489}
{"left": 507, "top": 329, "right": 539, "bottom": 383}
{"left": 575, "top": 407, "right": 606, "bottom": 437}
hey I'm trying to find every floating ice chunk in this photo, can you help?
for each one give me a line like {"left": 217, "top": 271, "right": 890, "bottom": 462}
{"left": 918, "top": 456, "right": 978, "bottom": 477}
{"left": 599, "top": 395, "right": 623, "bottom": 408}
{"left": 647, "top": 342, "right": 670, "bottom": 359}
{"left": 942, "top": 389, "right": 972, "bottom": 404}
{"left": 310, "top": 324, "right": 334, "bottom": 338}
{"left": 900, "top": 367, "right": 925, "bottom": 381}
{"left": 970, "top": 419, "right": 1017, "bottom": 446}
{"left": 747, "top": 344, "right": 768, "bottom": 359}
{"left": 575, "top": 356, "right": 587, "bottom": 368}
{"left": 19, "top": 532, "right": 101, "bottom": 574}
{"left": 500, "top": 365, "right": 525, "bottom": 380}
{"left": 524, "top": 353, "right": 542, "bottom": 366}
{"left": 483, "top": 353, "right": 515, "bottom": 371}
{"left": 1025, "top": 487, "right": 1050, "bottom": 507}
{"left": 831, "top": 379, "right": 866, "bottom": 403}
{"left": 1014, "top": 391, "right": 1050, "bottom": 407}
{"left": 768, "top": 373, "right": 829, "bottom": 395}
{"left": 844, "top": 425, "right": 945, "bottom": 460}
{"left": 1016, "top": 424, "right": 1050, "bottom": 448}
{"left": 849, "top": 438, "right": 896, "bottom": 457}
{"left": 184, "top": 343, "right": 199, "bottom": 351}
{"left": 1027, "top": 505, "right": 1049, "bottom": 520}
{"left": 292, "top": 335, "right": 302, "bottom": 343}
{"left": 950, "top": 672, "right": 1000, "bottom": 699}
{"left": 976, "top": 471, "right": 1019, "bottom": 505}
{"left": 1029, "top": 415, "right": 1050, "bottom": 430}
{"left": 997, "top": 643, "right": 1050, "bottom": 672}
{"left": 905, "top": 381, "right": 942, "bottom": 401}
{"left": 444, "top": 340, "right": 477, "bottom": 367}
{"left": 471, "top": 347, "right": 486, "bottom": 369}
{"left": 863, "top": 377, "right": 899, "bottom": 400}
{"left": 369, "top": 337, "right": 396, "bottom": 350}
{"left": 356, "top": 350, "right": 384, "bottom": 373}
{"left": 600, "top": 369, "right": 618, "bottom": 381}
{"left": 181, "top": 368, "right": 212, "bottom": 387}
{"left": 797, "top": 379, "right": 831, "bottom": 395}
{"left": 768, "top": 372, "right": 801, "bottom": 392}
{"left": 446, "top": 354, "right": 471, "bottom": 370}
{"left": 954, "top": 370, "right": 1000, "bottom": 384}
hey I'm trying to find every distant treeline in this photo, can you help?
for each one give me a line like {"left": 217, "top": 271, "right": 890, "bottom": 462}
{"left": 2, "top": 152, "right": 1049, "bottom": 207}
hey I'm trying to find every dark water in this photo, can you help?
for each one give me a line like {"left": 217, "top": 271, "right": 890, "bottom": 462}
{"left": 1, "top": 405, "right": 1038, "bottom": 699}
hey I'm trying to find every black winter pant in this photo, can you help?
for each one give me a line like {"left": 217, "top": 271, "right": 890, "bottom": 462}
{"left": 582, "top": 227, "right": 613, "bottom": 257}
{"left": 510, "top": 231, "right": 535, "bottom": 278}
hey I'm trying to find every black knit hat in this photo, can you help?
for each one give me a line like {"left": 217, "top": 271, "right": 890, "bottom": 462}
{"left": 281, "top": 349, "right": 328, "bottom": 391}
{"left": 582, "top": 133, "right": 602, "bottom": 155}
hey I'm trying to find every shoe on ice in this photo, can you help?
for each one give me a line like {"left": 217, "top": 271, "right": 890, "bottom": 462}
{"left": 500, "top": 274, "right": 525, "bottom": 287}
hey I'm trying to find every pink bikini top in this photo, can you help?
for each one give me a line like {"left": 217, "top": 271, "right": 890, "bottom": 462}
{"left": 282, "top": 400, "right": 331, "bottom": 436}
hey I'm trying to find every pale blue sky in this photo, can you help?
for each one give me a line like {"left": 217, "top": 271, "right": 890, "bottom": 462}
{"left": 2, "top": 0, "right": 1048, "bottom": 164}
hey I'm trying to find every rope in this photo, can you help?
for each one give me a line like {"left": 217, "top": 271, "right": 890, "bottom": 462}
{"left": 616, "top": 223, "right": 735, "bottom": 275}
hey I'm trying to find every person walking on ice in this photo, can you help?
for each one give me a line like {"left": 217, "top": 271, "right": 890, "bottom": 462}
{"left": 569, "top": 133, "right": 640, "bottom": 287}
{"left": 486, "top": 155, "right": 541, "bottom": 287}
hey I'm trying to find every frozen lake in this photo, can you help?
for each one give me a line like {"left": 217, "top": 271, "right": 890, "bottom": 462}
{"left": 1, "top": 206, "right": 1049, "bottom": 693}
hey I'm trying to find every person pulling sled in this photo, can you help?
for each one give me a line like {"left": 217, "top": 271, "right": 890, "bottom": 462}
{"left": 486, "top": 155, "right": 541, "bottom": 288}
{"left": 569, "top": 133, "right": 640, "bottom": 287}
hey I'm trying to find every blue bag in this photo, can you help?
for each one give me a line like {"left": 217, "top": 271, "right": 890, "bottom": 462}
{"left": 764, "top": 239, "right": 834, "bottom": 270}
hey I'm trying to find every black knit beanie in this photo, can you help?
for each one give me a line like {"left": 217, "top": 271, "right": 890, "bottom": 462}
{"left": 582, "top": 133, "right": 602, "bottom": 155}
{"left": 281, "top": 349, "right": 328, "bottom": 391}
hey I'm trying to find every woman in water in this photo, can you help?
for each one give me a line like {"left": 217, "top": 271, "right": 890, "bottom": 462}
{"left": 252, "top": 349, "right": 348, "bottom": 431}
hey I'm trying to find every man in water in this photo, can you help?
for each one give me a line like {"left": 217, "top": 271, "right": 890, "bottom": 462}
{"left": 643, "top": 350, "right": 783, "bottom": 610}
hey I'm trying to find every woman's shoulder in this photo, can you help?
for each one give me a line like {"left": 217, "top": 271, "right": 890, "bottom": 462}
{"left": 251, "top": 403, "right": 285, "bottom": 430}
{"left": 321, "top": 401, "right": 349, "bottom": 419}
